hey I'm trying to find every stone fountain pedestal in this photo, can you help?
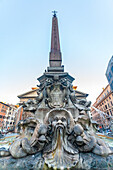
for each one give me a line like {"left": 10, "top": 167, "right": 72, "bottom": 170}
{"left": 0, "top": 152, "right": 113, "bottom": 170}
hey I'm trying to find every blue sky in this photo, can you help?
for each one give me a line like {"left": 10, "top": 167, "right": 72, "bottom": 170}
{"left": 0, "top": 0, "right": 113, "bottom": 104}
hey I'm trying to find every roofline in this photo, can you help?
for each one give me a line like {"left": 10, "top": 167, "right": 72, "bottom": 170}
{"left": 75, "top": 90, "right": 88, "bottom": 96}
{"left": 93, "top": 90, "right": 113, "bottom": 107}
{"left": 0, "top": 102, "right": 10, "bottom": 107}
{"left": 17, "top": 89, "right": 37, "bottom": 98}
{"left": 18, "top": 96, "right": 37, "bottom": 99}
{"left": 96, "top": 84, "right": 109, "bottom": 100}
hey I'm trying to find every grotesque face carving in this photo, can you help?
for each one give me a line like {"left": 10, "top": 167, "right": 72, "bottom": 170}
{"left": 52, "top": 115, "right": 67, "bottom": 130}
{"left": 43, "top": 109, "right": 79, "bottom": 169}
{"left": 44, "top": 108, "right": 75, "bottom": 130}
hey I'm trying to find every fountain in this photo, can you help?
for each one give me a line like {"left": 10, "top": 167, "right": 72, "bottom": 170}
{"left": 0, "top": 13, "right": 113, "bottom": 170}
{"left": 92, "top": 106, "right": 113, "bottom": 134}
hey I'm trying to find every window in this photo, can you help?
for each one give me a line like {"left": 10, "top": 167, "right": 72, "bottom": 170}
{"left": 110, "top": 110, "right": 112, "bottom": 115}
{"left": 107, "top": 111, "right": 109, "bottom": 115}
{"left": 1, "top": 109, "right": 6, "bottom": 113}
{"left": 105, "top": 105, "right": 107, "bottom": 109}
{"left": 111, "top": 81, "right": 113, "bottom": 90}
{"left": 108, "top": 72, "right": 112, "bottom": 81}
{"left": 111, "top": 65, "right": 113, "bottom": 73}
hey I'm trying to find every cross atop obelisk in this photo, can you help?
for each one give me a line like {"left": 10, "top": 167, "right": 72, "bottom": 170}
{"left": 52, "top": 10, "right": 57, "bottom": 17}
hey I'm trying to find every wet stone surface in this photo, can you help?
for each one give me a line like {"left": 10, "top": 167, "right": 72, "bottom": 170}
{"left": 76, "top": 153, "right": 113, "bottom": 170}
{"left": 0, "top": 152, "right": 44, "bottom": 170}
{"left": 0, "top": 152, "right": 113, "bottom": 170}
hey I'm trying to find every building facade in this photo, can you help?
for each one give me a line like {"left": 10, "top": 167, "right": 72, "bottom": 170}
{"left": 17, "top": 88, "right": 38, "bottom": 104}
{"left": 0, "top": 102, "right": 19, "bottom": 130}
{"left": 0, "top": 102, "right": 9, "bottom": 128}
{"left": 91, "top": 84, "right": 113, "bottom": 127}
{"left": 106, "top": 56, "right": 113, "bottom": 91}
{"left": 4, "top": 104, "right": 17, "bottom": 130}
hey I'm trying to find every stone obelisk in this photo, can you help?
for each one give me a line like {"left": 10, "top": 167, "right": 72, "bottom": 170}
{"left": 47, "top": 11, "right": 64, "bottom": 72}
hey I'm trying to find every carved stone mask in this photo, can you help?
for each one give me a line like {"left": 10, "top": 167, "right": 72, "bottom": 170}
{"left": 52, "top": 115, "right": 67, "bottom": 130}
{"left": 46, "top": 84, "right": 66, "bottom": 108}
{"left": 43, "top": 109, "right": 79, "bottom": 169}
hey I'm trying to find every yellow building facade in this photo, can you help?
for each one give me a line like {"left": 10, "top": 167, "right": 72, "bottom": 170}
{"left": 91, "top": 84, "right": 113, "bottom": 127}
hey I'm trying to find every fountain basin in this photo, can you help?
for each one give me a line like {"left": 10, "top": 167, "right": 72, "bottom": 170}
{"left": 0, "top": 151, "right": 112, "bottom": 170}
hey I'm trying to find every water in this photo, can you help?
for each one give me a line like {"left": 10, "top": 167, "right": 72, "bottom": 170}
{"left": 0, "top": 133, "right": 113, "bottom": 151}
{"left": 99, "top": 137, "right": 113, "bottom": 147}
{"left": 0, "top": 133, "right": 19, "bottom": 149}
{"left": 96, "top": 132, "right": 113, "bottom": 147}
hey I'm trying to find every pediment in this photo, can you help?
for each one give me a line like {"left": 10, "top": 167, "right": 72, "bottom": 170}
{"left": 18, "top": 89, "right": 37, "bottom": 98}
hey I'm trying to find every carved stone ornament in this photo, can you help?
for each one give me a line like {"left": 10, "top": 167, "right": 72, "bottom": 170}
{"left": 1, "top": 73, "right": 113, "bottom": 169}
{"left": 46, "top": 83, "right": 67, "bottom": 108}
{"left": 6, "top": 106, "right": 113, "bottom": 169}
{"left": 1, "top": 14, "right": 113, "bottom": 170}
